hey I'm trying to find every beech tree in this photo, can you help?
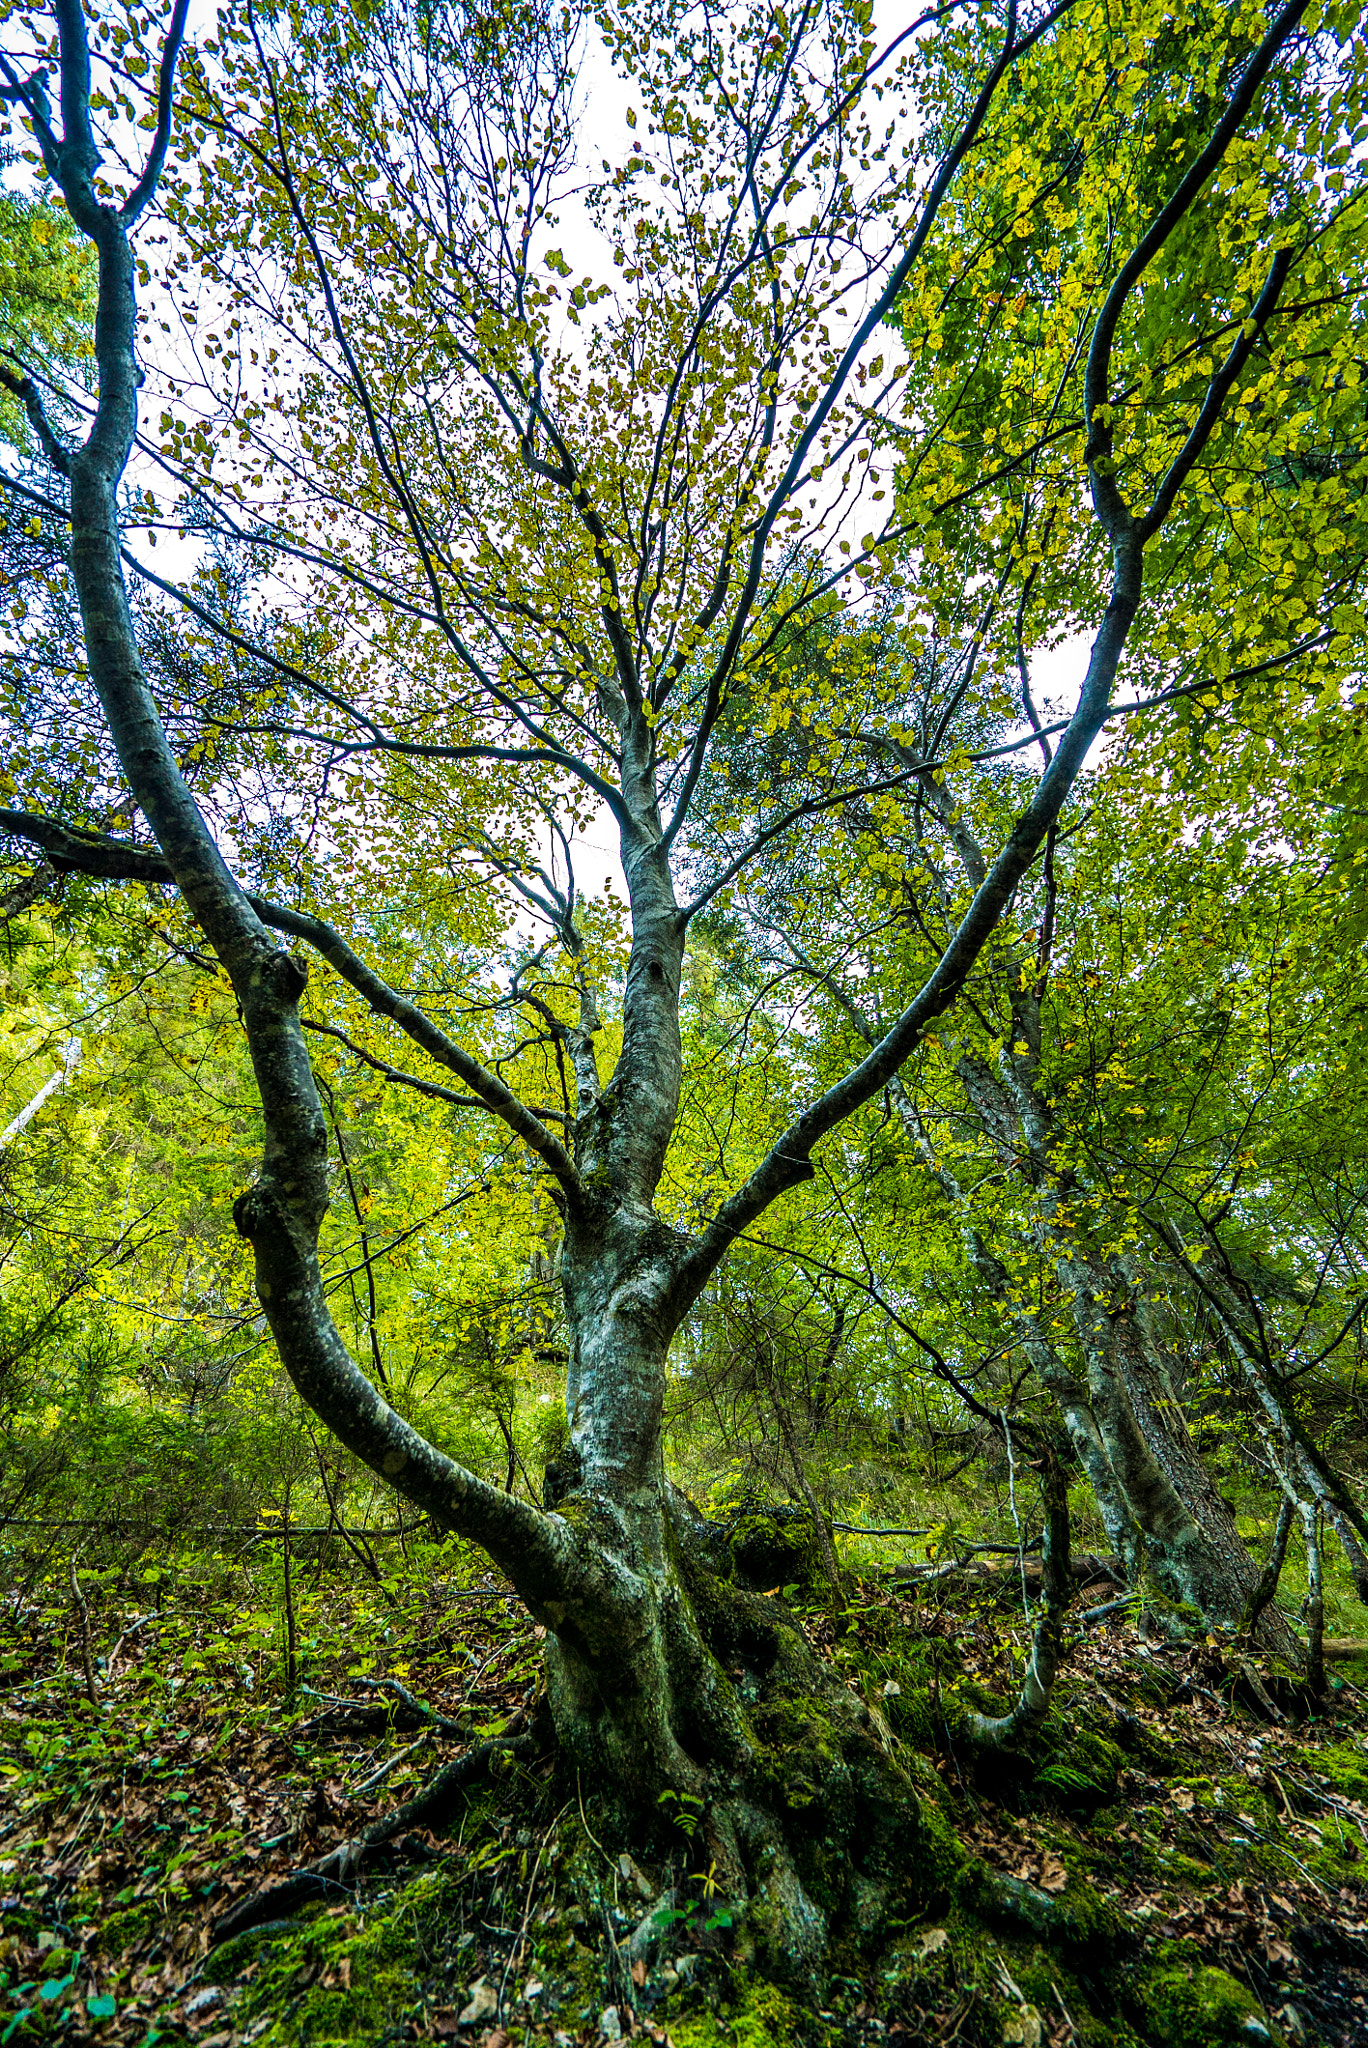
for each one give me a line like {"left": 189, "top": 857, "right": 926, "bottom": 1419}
{"left": 2, "top": 0, "right": 1364, "bottom": 1973}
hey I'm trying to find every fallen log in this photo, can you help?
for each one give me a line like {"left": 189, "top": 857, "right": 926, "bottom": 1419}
{"left": 889, "top": 1551, "right": 1121, "bottom": 1593}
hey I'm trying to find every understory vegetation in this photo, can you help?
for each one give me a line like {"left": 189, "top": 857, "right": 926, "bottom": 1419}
{"left": 2, "top": 1502, "right": 1367, "bottom": 2046}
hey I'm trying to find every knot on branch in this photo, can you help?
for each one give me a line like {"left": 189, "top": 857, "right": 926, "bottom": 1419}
{"left": 234, "top": 1172, "right": 324, "bottom": 1252}
{"left": 264, "top": 949, "right": 309, "bottom": 1004}
{"left": 778, "top": 1152, "right": 816, "bottom": 1185}
{"left": 232, "top": 1184, "right": 271, "bottom": 1241}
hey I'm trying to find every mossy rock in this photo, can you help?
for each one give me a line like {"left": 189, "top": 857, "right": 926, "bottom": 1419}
{"left": 1137, "top": 1952, "right": 1277, "bottom": 2046}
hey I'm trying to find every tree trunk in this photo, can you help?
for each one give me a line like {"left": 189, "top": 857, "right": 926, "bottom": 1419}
{"left": 530, "top": 1199, "right": 915, "bottom": 1981}
{"left": 895, "top": 1081, "right": 1149, "bottom": 1582}
{"left": 948, "top": 1057, "right": 1296, "bottom": 1654}
{"left": 1065, "top": 1249, "right": 1282, "bottom": 1635}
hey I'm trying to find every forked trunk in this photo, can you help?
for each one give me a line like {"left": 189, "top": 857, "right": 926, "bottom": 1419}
{"left": 537, "top": 1203, "right": 917, "bottom": 1983}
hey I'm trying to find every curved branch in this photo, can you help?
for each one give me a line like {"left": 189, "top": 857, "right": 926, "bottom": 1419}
{"left": 0, "top": 359, "right": 74, "bottom": 472}
{"left": 1083, "top": 0, "right": 1310, "bottom": 533}
{"left": 0, "top": 808, "right": 581, "bottom": 1194}
{"left": 120, "top": 0, "right": 191, "bottom": 224}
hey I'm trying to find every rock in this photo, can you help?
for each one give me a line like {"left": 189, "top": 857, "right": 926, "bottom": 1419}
{"left": 458, "top": 1979, "right": 499, "bottom": 2025}
{"left": 184, "top": 1988, "right": 225, "bottom": 2019}
{"left": 617, "top": 1852, "right": 654, "bottom": 1899}
{"left": 628, "top": 1889, "right": 680, "bottom": 1964}
{"left": 598, "top": 2004, "right": 622, "bottom": 2041}
{"left": 985, "top": 1875, "right": 1059, "bottom": 1941}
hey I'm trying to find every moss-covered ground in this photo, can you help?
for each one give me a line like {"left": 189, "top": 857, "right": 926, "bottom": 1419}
{"left": 2, "top": 1536, "right": 1366, "bottom": 2048}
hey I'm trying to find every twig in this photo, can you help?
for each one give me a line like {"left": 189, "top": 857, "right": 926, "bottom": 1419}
{"left": 459, "top": 1634, "right": 533, "bottom": 1704}
{"left": 355, "top": 1675, "right": 469, "bottom": 1732}
{"left": 350, "top": 1730, "right": 431, "bottom": 1797}
{"left": 1231, "top": 1818, "right": 1330, "bottom": 1899}
{"left": 281, "top": 1489, "right": 298, "bottom": 1702}
{"left": 69, "top": 1557, "right": 100, "bottom": 1710}
{"left": 831, "top": 1521, "right": 932, "bottom": 1538}
{"left": 1080, "top": 1593, "right": 1138, "bottom": 1626}
{"left": 497, "top": 1808, "right": 564, "bottom": 2018}
{"left": 104, "top": 1612, "right": 156, "bottom": 1683}
{"left": 576, "top": 1768, "right": 615, "bottom": 1871}
{"left": 1051, "top": 1981, "right": 1078, "bottom": 2044}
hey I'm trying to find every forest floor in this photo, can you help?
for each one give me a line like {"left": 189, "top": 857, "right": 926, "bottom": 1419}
{"left": 2, "top": 1537, "right": 1367, "bottom": 2048}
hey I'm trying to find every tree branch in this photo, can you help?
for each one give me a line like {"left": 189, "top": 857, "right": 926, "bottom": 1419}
{"left": 1084, "top": 0, "right": 1310, "bottom": 535}
{"left": 0, "top": 808, "right": 581, "bottom": 1193}
{"left": 0, "top": 359, "right": 73, "bottom": 472}
{"left": 120, "top": 0, "right": 191, "bottom": 223}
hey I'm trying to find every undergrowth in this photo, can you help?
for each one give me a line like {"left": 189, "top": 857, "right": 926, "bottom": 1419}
{"left": 1, "top": 1527, "right": 1366, "bottom": 2048}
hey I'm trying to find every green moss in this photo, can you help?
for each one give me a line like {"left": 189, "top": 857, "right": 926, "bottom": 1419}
{"left": 91, "top": 1901, "right": 163, "bottom": 1954}
{"left": 1137, "top": 1952, "right": 1274, "bottom": 2046}
{"left": 216, "top": 1867, "right": 463, "bottom": 2046}
{"left": 1161, "top": 1853, "right": 1219, "bottom": 1889}
{"left": 1315, "top": 1740, "right": 1368, "bottom": 1804}
{"left": 751, "top": 1693, "right": 842, "bottom": 1813}
{"left": 669, "top": 1977, "right": 802, "bottom": 2048}
{"left": 723, "top": 1508, "right": 824, "bottom": 1596}
{"left": 1034, "top": 1726, "right": 1126, "bottom": 1809}
{"left": 201, "top": 1916, "right": 319, "bottom": 1985}
{"left": 910, "top": 1795, "right": 968, "bottom": 1905}
{"left": 1011, "top": 1954, "right": 1147, "bottom": 2048}
{"left": 950, "top": 1853, "right": 1127, "bottom": 1956}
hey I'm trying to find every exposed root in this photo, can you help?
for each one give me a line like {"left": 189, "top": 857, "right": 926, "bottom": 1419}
{"left": 211, "top": 1722, "right": 536, "bottom": 1944}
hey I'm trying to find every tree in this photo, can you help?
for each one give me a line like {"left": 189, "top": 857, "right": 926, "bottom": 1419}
{"left": 1, "top": 0, "right": 1362, "bottom": 1973}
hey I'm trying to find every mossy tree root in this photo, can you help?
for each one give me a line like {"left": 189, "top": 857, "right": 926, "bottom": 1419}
{"left": 212, "top": 1726, "right": 536, "bottom": 1945}
{"left": 965, "top": 1450, "right": 1073, "bottom": 1752}
{"left": 541, "top": 1497, "right": 926, "bottom": 1992}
